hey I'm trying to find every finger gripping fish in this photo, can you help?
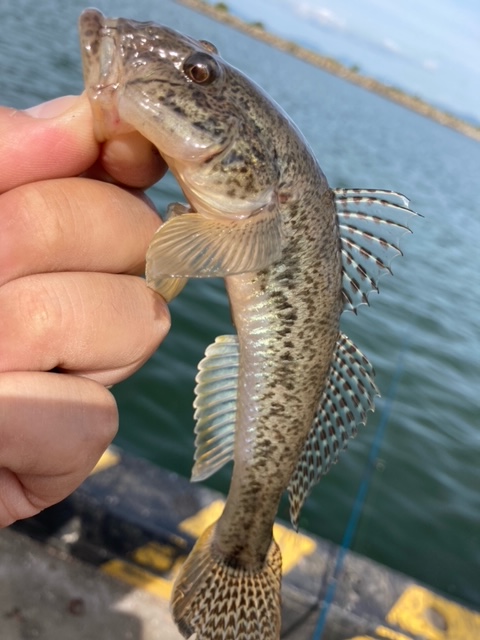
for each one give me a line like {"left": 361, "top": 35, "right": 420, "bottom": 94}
{"left": 79, "top": 10, "right": 417, "bottom": 640}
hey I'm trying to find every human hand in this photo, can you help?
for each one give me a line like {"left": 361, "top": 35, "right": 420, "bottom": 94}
{"left": 0, "top": 94, "right": 170, "bottom": 526}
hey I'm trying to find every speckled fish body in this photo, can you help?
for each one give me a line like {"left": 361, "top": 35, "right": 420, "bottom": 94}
{"left": 79, "top": 10, "right": 416, "bottom": 640}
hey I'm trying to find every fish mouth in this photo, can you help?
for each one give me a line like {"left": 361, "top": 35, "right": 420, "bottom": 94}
{"left": 79, "top": 10, "right": 232, "bottom": 167}
{"left": 79, "top": 9, "right": 135, "bottom": 141}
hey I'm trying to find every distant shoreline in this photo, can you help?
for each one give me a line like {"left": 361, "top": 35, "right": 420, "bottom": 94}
{"left": 178, "top": 0, "right": 480, "bottom": 143}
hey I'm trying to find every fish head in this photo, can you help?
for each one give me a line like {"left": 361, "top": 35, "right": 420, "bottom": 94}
{"left": 79, "top": 9, "right": 279, "bottom": 218}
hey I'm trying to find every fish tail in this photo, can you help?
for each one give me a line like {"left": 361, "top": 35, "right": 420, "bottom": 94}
{"left": 171, "top": 521, "right": 282, "bottom": 640}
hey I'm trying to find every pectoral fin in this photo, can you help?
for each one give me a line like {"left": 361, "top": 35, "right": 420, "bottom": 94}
{"left": 288, "top": 333, "right": 379, "bottom": 529}
{"left": 145, "top": 202, "right": 191, "bottom": 301}
{"left": 147, "top": 275, "right": 188, "bottom": 303}
{"left": 145, "top": 205, "right": 282, "bottom": 281}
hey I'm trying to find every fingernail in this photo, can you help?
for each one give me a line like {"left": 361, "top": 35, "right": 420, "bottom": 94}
{"left": 25, "top": 95, "right": 81, "bottom": 119}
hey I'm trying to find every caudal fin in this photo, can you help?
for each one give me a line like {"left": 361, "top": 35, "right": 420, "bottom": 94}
{"left": 171, "top": 521, "right": 282, "bottom": 640}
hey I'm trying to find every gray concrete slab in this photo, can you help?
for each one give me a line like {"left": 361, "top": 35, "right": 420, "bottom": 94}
{"left": 0, "top": 528, "right": 182, "bottom": 640}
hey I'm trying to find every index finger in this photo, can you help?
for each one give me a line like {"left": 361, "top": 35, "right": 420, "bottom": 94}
{"left": 0, "top": 95, "right": 98, "bottom": 193}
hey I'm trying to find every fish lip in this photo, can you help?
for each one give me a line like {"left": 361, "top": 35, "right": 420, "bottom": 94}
{"left": 79, "top": 9, "right": 134, "bottom": 141}
{"left": 79, "top": 9, "right": 113, "bottom": 83}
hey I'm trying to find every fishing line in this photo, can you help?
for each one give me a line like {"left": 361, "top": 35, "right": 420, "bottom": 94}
{"left": 307, "top": 330, "right": 411, "bottom": 640}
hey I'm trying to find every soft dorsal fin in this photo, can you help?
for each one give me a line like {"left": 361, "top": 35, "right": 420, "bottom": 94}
{"left": 334, "top": 189, "right": 418, "bottom": 313}
{"left": 191, "top": 335, "right": 239, "bottom": 482}
{"left": 288, "top": 332, "right": 378, "bottom": 529}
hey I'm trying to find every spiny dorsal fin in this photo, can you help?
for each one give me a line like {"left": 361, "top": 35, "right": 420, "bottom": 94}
{"left": 191, "top": 335, "right": 239, "bottom": 482}
{"left": 334, "top": 188, "right": 418, "bottom": 313}
{"left": 288, "top": 332, "right": 379, "bottom": 529}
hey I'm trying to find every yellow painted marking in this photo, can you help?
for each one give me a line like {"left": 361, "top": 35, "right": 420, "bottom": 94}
{"left": 102, "top": 559, "right": 177, "bottom": 600}
{"left": 90, "top": 448, "right": 121, "bottom": 475}
{"left": 348, "top": 635, "right": 412, "bottom": 640}
{"left": 132, "top": 542, "right": 178, "bottom": 573}
{"left": 386, "top": 585, "right": 480, "bottom": 640}
{"left": 179, "top": 499, "right": 225, "bottom": 537}
{"left": 178, "top": 499, "right": 316, "bottom": 574}
{"left": 346, "top": 634, "right": 411, "bottom": 640}
{"left": 376, "top": 625, "right": 412, "bottom": 639}
{"left": 272, "top": 521, "right": 316, "bottom": 574}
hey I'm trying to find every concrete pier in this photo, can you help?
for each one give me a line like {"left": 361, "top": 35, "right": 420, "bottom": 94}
{"left": 2, "top": 447, "right": 479, "bottom": 640}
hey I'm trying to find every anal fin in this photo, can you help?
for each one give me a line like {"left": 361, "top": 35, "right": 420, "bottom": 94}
{"left": 191, "top": 335, "right": 239, "bottom": 482}
{"left": 288, "top": 332, "right": 379, "bottom": 529}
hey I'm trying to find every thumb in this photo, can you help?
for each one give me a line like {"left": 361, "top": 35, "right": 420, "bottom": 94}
{"left": 25, "top": 95, "right": 83, "bottom": 119}
{"left": 0, "top": 94, "right": 99, "bottom": 194}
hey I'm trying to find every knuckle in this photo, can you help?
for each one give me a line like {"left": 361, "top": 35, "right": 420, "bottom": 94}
{"left": 17, "top": 181, "right": 73, "bottom": 252}
{"left": 18, "top": 278, "right": 62, "bottom": 343}
{"left": 0, "top": 276, "right": 62, "bottom": 368}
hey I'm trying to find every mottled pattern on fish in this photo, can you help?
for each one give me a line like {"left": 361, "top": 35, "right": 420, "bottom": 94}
{"left": 171, "top": 163, "right": 342, "bottom": 578}
{"left": 79, "top": 10, "right": 417, "bottom": 640}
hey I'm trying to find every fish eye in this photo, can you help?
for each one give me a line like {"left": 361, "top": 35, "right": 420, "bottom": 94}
{"left": 183, "top": 52, "right": 220, "bottom": 85}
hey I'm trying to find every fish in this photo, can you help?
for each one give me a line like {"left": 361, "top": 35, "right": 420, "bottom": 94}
{"left": 79, "top": 9, "right": 417, "bottom": 640}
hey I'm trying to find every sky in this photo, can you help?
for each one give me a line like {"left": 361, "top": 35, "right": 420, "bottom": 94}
{"left": 206, "top": 0, "right": 480, "bottom": 123}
